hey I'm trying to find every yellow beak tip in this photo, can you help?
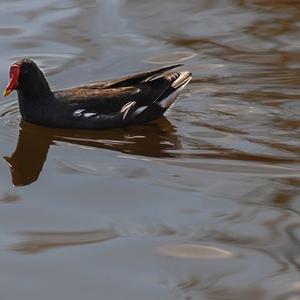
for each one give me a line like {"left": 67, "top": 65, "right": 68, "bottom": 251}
{"left": 3, "top": 89, "right": 12, "bottom": 97}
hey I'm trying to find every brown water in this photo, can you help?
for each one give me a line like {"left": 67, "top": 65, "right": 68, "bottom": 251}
{"left": 0, "top": 0, "right": 300, "bottom": 299}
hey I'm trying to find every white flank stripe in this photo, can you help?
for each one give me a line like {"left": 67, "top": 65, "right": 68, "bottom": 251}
{"left": 84, "top": 112, "right": 97, "bottom": 117}
{"left": 132, "top": 106, "right": 148, "bottom": 116}
{"left": 73, "top": 109, "right": 85, "bottom": 116}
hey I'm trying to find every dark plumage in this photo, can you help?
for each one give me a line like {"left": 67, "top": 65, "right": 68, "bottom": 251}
{"left": 3, "top": 58, "right": 192, "bottom": 129}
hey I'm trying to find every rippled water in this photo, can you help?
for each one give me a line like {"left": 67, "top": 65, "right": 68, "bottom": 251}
{"left": 0, "top": 0, "right": 300, "bottom": 299}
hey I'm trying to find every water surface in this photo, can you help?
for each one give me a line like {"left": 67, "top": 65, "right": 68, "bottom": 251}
{"left": 0, "top": 0, "right": 300, "bottom": 299}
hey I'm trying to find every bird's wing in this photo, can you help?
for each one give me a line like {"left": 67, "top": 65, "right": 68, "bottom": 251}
{"left": 57, "top": 64, "right": 182, "bottom": 93}
{"left": 101, "top": 64, "right": 182, "bottom": 88}
{"left": 52, "top": 70, "right": 191, "bottom": 130}
{"left": 54, "top": 74, "right": 175, "bottom": 114}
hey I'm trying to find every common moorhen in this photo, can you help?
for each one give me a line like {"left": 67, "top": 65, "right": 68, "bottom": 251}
{"left": 3, "top": 59, "right": 192, "bottom": 129}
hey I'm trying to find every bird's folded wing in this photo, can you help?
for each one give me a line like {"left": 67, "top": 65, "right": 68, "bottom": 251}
{"left": 74, "top": 64, "right": 182, "bottom": 90}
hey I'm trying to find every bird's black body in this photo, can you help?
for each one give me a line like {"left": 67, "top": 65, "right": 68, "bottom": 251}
{"left": 6, "top": 59, "right": 192, "bottom": 129}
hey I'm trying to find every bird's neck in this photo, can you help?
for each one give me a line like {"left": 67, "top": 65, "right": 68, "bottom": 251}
{"left": 17, "top": 76, "right": 55, "bottom": 123}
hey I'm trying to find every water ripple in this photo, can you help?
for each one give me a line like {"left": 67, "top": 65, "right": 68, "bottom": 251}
{"left": 163, "top": 159, "right": 300, "bottom": 178}
{"left": 145, "top": 51, "right": 197, "bottom": 64}
{"left": 12, "top": 228, "right": 119, "bottom": 254}
{"left": 9, "top": 52, "right": 78, "bottom": 76}
{"left": 0, "top": 1, "right": 299, "bottom": 299}
{"left": 158, "top": 244, "right": 233, "bottom": 259}
{"left": 0, "top": 99, "right": 20, "bottom": 144}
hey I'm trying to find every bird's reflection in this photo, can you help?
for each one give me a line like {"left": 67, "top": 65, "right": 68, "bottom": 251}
{"left": 4, "top": 118, "right": 181, "bottom": 186}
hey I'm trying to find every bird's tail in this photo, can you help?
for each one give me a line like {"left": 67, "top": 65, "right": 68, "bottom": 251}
{"left": 156, "top": 71, "right": 192, "bottom": 109}
{"left": 122, "top": 70, "right": 192, "bottom": 124}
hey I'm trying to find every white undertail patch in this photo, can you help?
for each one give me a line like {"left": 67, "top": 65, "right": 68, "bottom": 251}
{"left": 160, "top": 75, "right": 192, "bottom": 109}
{"left": 171, "top": 71, "right": 191, "bottom": 88}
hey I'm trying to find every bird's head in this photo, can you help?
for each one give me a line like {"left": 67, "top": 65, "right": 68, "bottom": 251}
{"left": 3, "top": 59, "right": 42, "bottom": 97}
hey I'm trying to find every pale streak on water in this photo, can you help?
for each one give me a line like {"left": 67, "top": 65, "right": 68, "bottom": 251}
{"left": 0, "top": 0, "right": 300, "bottom": 299}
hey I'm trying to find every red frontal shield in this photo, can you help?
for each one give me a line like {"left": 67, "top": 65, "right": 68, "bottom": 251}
{"left": 3, "top": 64, "right": 20, "bottom": 96}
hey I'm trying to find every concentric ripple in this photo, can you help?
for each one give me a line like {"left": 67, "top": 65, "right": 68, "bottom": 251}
{"left": 9, "top": 52, "right": 78, "bottom": 76}
{"left": 0, "top": 98, "right": 20, "bottom": 144}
